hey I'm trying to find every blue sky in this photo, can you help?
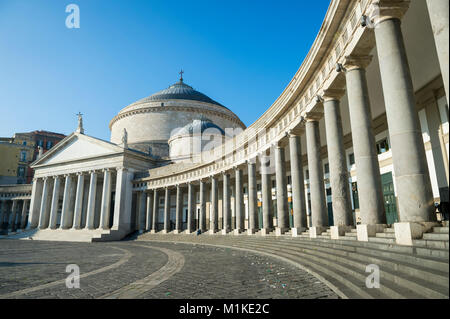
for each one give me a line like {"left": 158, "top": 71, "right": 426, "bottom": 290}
{"left": 0, "top": 0, "right": 329, "bottom": 141}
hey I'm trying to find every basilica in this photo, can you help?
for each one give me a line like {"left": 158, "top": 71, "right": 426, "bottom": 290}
{"left": 0, "top": 0, "right": 449, "bottom": 248}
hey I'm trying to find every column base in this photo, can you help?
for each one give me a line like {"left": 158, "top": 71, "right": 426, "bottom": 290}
{"left": 150, "top": 229, "right": 157, "bottom": 234}
{"left": 330, "top": 225, "right": 353, "bottom": 240}
{"left": 260, "top": 228, "right": 271, "bottom": 236}
{"left": 173, "top": 229, "right": 182, "bottom": 234}
{"left": 233, "top": 229, "right": 244, "bottom": 235}
{"left": 275, "top": 227, "right": 289, "bottom": 236}
{"left": 247, "top": 229, "right": 257, "bottom": 235}
{"left": 221, "top": 229, "right": 231, "bottom": 235}
{"left": 394, "top": 222, "right": 438, "bottom": 246}
{"left": 356, "top": 224, "right": 387, "bottom": 242}
{"left": 161, "top": 229, "right": 171, "bottom": 234}
{"left": 209, "top": 229, "right": 219, "bottom": 235}
{"left": 291, "top": 227, "right": 306, "bottom": 237}
{"left": 309, "top": 226, "right": 327, "bottom": 238}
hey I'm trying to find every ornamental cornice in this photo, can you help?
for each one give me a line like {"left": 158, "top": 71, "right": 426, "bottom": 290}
{"left": 109, "top": 105, "right": 245, "bottom": 130}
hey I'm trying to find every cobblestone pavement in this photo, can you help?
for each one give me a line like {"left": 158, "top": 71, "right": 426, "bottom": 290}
{"left": 0, "top": 239, "right": 338, "bottom": 299}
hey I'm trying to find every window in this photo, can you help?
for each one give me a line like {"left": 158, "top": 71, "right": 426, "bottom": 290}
{"left": 326, "top": 187, "right": 332, "bottom": 196}
{"left": 305, "top": 170, "right": 309, "bottom": 179}
{"left": 257, "top": 184, "right": 261, "bottom": 191}
{"left": 349, "top": 153, "right": 355, "bottom": 165}
{"left": 46, "top": 141, "right": 53, "bottom": 149}
{"left": 18, "top": 166, "right": 25, "bottom": 178}
{"left": 37, "top": 140, "right": 43, "bottom": 147}
{"left": 287, "top": 176, "right": 292, "bottom": 185}
{"left": 324, "top": 163, "right": 329, "bottom": 174}
{"left": 376, "top": 138, "right": 390, "bottom": 155}
{"left": 271, "top": 180, "right": 276, "bottom": 188}
{"left": 20, "top": 151, "right": 27, "bottom": 162}
{"left": 22, "top": 141, "right": 27, "bottom": 146}
{"left": 243, "top": 186, "right": 247, "bottom": 194}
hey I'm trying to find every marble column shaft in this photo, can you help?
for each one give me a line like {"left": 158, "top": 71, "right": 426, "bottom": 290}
{"left": 187, "top": 183, "right": 195, "bottom": 233}
{"left": 100, "top": 170, "right": 113, "bottom": 229}
{"left": 261, "top": 155, "right": 273, "bottom": 231}
{"left": 152, "top": 190, "right": 158, "bottom": 231}
{"left": 86, "top": 172, "right": 98, "bottom": 229}
{"left": 426, "top": 0, "right": 449, "bottom": 104}
{"left": 199, "top": 180, "right": 206, "bottom": 231}
{"left": 20, "top": 199, "right": 29, "bottom": 229}
{"left": 146, "top": 191, "right": 153, "bottom": 231}
{"left": 60, "top": 175, "right": 75, "bottom": 229}
{"left": 222, "top": 173, "right": 231, "bottom": 232}
{"left": 306, "top": 120, "right": 328, "bottom": 227}
{"left": 163, "top": 188, "right": 170, "bottom": 232}
{"left": 210, "top": 177, "right": 218, "bottom": 232}
{"left": 323, "top": 96, "right": 354, "bottom": 226}
{"left": 72, "top": 174, "right": 85, "bottom": 229}
{"left": 138, "top": 191, "right": 146, "bottom": 231}
{"left": 38, "top": 178, "right": 51, "bottom": 229}
{"left": 235, "top": 169, "right": 244, "bottom": 231}
{"left": 10, "top": 200, "right": 18, "bottom": 231}
{"left": 175, "top": 185, "right": 183, "bottom": 232}
{"left": 289, "top": 135, "right": 307, "bottom": 230}
{"left": 345, "top": 58, "right": 386, "bottom": 225}
{"left": 247, "top": 161, "right": 258, "bottom": 231}
{"left": 275, "top": 146, "right": 289, "bottom": 230}
{"left": 49, "top": 176, "right": 62, "bottom": 229}
{"left": 375, "top": 17, "right": 435, "bottom": 222}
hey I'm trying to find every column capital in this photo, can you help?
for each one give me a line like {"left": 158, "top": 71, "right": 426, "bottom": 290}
{"left": 322, "top": 88, "right": 346, "bottom": 101}
{"left": 287, "top": 127, "right": 305, "bottom": 138}
{"left": 304, "top": 112, "right": 323, "bottom": 122}
{"left": 369, "top": 0, "right": 410, "bottom": 26}
{"left": 343, "top": 55, "right": 373, "bottom": 71}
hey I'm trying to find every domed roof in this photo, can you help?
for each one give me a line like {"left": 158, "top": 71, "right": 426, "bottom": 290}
{"left": 172, "top": 118, "right": 225, "bottom": 137}
{"left": 135, "top": 79, "right": 225, "bottom": 108}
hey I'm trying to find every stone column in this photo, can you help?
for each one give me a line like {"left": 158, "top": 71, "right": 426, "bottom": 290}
{"left": 306, "top": 117, "right": 328, "bottom": 237}
{"left": 0, "top": 201, "right": 9, "bottom": 233}
{"left": 234, "top": 168, "right": 244, "bottom": 234}
{"left": 85, "top": 171, "right": 98, "bottom": 230}
{"left": 72, "top": 173, "right": 85, "bottom": 229}
{"left": 275, "top": 144, "right": 289, "bottom": 236}
{"left": 28, "top": 178, "right": 43, "bottom": 229}
{"left": 99, "top": 169, "right": 113, "bottom": 230}
{"left": 151, "top": 190, "right": 158, "bottom": 233}
{"left": 174, "top": 185, "right": 183, "bottom": 234}
{"left": 373, "top": 6, "right": 436, "bottom": 245}
{"left": 145, "top": 191, "right": 153, "bottom": 232}
{"left": 209, "top": 176, "right": 218, "bottom": 234}
{"left": 60, "top": 175, "right": 75, "bottom": 229}
{"left": 343, "top": 55, "right": 387, "bottom": 241}
{"left": 9, "top": 200, "right": 18, "bottom": 232}
{"left": 111, "top": 167, "right": 133, "bottom": 233}
{"left": 199, "top": 180, "right": 207, "bottom": 232}
{"left": 187, "top": 183, "right": 195, "bottom": 233}
{"left": 137, "top": 191, "right": 146, "bottom": 233}
{"left": 0, "top": 200, "right": 5, "bottom": 230}
{"left": 261, "top": 151, "right": 273, "bottom": 236}
{"left": 20, "top": 199, "right": 30, "bottom": 229}
{"left": 222, "top": 173, "right": 231, "bottom": 234}
{"left": 38, "top": 177, "right": 51, "bottom": 229}
{"left": 426, "top": 0, "right": 449, "bottom": 104}
{"left": 288, "top": 133, "right": 308, "bottom": 236}
{"left": 247, "top": 161, "right": 258, "bottom": 235}
{"left": 322, "top": 89, "right": 354, "bottom": 239}
{"left": 163, "top": 187, "right": 171, "bottom": 233}
{"left": 49, "top": 176, "right": 62, "bottom": 229}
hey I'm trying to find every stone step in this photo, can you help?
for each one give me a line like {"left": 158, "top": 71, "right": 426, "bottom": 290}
{"left": 376, "top": 232, "right": 396, "bottom": 238}
{"left": 433, "top": 227, "right": 449, "bottom": 234}
{"left": 368, "top": 237, "right": 395, "bottom": 244}
{"left": 384, "top": 228, "right": 395, "bottom": 233}
{"left": 350, "top": 229, "right": 357, "bottom": 233}
{"left": 345, "top": 232, "right": 357, "bottom": 237}
{"left": 413, "top": 239, "right": 449, "bottom": 250}
{"left": 442, "top": 221, "right": 449, "bottom": 227}
{"left": 242, "top": 239, "right": 449, "bottom": 286}
{"left": 236, "top": 241, "right": 438, "bottom": 298}
{"left": 423, "top": 233, "right": 449, "bottom": 241}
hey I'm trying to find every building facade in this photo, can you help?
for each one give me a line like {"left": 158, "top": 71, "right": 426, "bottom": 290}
{"left": 0, "top": 0, "right": 448, "bottom": 246}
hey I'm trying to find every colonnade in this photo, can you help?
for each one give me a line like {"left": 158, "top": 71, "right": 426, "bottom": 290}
{"left": 0, "top": 199, "right": 30, "bottom": 233}
{"left": 29, "top": 169, "right": 117, "bottom": 231}
{"left": 136, "top": 3, "right": 449, "bottom": 244}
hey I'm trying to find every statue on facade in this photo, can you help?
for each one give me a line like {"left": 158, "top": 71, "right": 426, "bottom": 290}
{"left": 122, "top": 128, "right": 128, "bottom": 149}
{"left": 76, "top": 112, "right": 84, "bottom": 134}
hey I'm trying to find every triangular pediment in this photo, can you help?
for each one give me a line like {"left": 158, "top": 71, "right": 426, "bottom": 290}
{"left": 33, "top": 133, "right": 124, "bottom": 167}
